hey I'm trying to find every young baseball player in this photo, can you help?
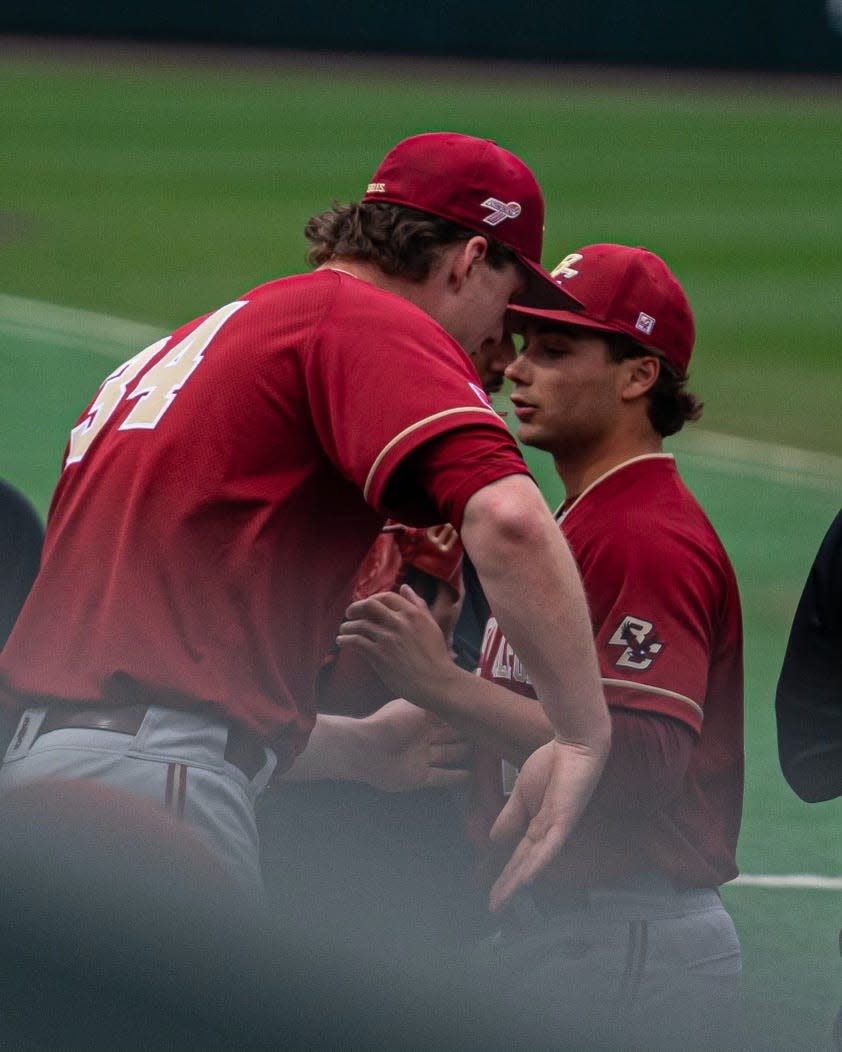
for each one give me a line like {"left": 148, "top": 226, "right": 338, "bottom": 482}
{"left": 340, "top": 244, "right": 744, "bottom": 1049}
{"left": 0, "top": 133, "right": 609, "bottom": 904}
{"left": 776, "top": 508, "right": 842, "bottom": 1049}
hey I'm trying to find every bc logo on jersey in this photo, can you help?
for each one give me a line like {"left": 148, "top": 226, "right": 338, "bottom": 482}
{"left": 608, "top": 615, "right": 663, "bottom": 670}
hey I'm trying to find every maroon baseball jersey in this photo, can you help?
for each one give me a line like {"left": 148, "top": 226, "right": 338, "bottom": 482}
{"left": 475, "top": 454, "right": 744, "bottom": 888}
{"left": 0, "top": 270, "right": 527, "bottom": 751}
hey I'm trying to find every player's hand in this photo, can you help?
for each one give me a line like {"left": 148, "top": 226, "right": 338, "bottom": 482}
{"left": 486, "top": 737, "right": 606, "bottom": 912}
{"left": 359, "top": 698, "right": 472, "bottom": 792}
{"left": 337, "top": 584, "right": 457, "bottom": 705}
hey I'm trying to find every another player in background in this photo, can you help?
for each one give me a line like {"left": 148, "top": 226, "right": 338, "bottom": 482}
{"left": 0, "top": 479, "right": 44, "bottom": 753}
{"left": 776, "top": 508, "right": 842, "bottom": 1050}
{"left": 0, "top": 479, "right": 43, "bottom": 651}
{"left": 0, "top": 132, "right": 609, "bottom": 905}
{"left": 341, "top": 244, "right": 744, "bottom": 1049}
{"left": 259, "top": 521, "right": 483, "bottom": 967}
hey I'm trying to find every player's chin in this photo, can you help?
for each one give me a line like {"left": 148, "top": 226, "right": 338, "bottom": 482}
{"left": 515, "top": 420, "right": 541, "bottom": 446}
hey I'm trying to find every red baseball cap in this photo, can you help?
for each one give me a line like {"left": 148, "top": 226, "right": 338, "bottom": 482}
{"left": 507, "top": 243, "right": 695, "bottom": 373}
{"left": 391, "top": 523, "right": 463, "bottom": 599}
{"left": 352, "top": 523, "right": 464, "bottom": 601}
{"left": 363, "top": 132, "right": 583, "bottom": 312}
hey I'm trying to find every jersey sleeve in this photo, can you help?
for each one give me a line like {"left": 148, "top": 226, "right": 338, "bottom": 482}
{"left": 382, "top": 427, "right": 530, "bottom": 531}
{"left": 578, "top": 523, "right": 723, "bottom": 735}
{"left": 303, "top": 279, "right": 519, "bottom": 517}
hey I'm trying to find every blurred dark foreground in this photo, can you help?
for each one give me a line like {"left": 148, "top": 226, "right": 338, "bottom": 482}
{"left": 0, "top": 778, "right": 581, "bottom": 1051}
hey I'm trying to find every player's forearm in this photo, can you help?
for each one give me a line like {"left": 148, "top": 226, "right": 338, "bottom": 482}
{"left": 401, "top": 660, "right": 552, "bottom": 766}
{"left": 281, "top": 714, "right": 370, "bottom": 783}
{"left": 461, "top": 477, "right": 610, "bottom": 752}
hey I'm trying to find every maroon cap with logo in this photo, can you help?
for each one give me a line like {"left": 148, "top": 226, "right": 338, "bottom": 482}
{"left": 363, "top": 132, "right": 582, "bottom": 311}
{"left": 507, "top": 243, "right": 695, "bottom": 373}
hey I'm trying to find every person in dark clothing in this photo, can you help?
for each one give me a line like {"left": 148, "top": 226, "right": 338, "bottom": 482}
{"left": 776, "top": 507, "right": 842, "bottom": 1049}
{"left": 0, "top": 478, "right": 43, "bottom": 649}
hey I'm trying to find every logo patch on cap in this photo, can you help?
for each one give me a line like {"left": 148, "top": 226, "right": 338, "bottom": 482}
{"left": 635, "top": 312, "right": 656, "bottom": 335}
{"left": 481, "top": 198, "right": 522, "bottom": 226}
{"left": 551, "top": 253, "right": 583, "bottom": 281}
{"left": 367, "top": 182, "right": 386, "bottom": 194}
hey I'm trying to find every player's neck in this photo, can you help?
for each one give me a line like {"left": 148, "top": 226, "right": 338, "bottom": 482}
{"left": 319, "top": 260, "right": 426, "bottom": 305}
{"left": 554, "top": 433, "right": 663, "bottom": 497}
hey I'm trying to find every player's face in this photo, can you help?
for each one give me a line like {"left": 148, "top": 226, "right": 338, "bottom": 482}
{"left": 469, "top": 332, "right": 517, "bottom": 393}
{"left": 505, "top": 324, "right": 625, "bottom": 455}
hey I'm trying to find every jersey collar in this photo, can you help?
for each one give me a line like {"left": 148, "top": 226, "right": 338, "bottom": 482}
{"left": 554, "top": 453, "right": 675, "bottom": 521}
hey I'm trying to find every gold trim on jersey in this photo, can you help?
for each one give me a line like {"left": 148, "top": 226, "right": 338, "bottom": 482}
{"left": 601, "top": 677, "right": 704, "bottom": 722}
{"left": 363, "top": 406, "right": 503, "bottom": 501}
{"left": 554, "top": 453, "right": 676, "bottom": 520}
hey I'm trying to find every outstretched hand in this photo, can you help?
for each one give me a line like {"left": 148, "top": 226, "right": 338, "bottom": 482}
{"left": 486, "top": 737, "right": 606, "bottom": 912}
{"left": 361, "top": 698, "right": 472, "bottom": 792}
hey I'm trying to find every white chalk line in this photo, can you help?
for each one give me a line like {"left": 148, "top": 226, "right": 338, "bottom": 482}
{"left": 673, "top": 430, "right": 842, "bottom": 493}
{"left": 0, "top": 293, "right": 168, "bottom": 356}
{"left": 2, "top": 292, "right": 841, "bottom": 891}
{"left": 730, "top": 874, "right": 842, "bottom": 890}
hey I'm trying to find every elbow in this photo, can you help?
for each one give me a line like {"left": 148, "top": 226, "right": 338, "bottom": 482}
{"left": 462, "top": 477, "right": 550, "bottom": 555}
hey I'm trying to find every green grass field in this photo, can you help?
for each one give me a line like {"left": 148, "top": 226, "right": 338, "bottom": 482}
{"left": 2, "top": 41, "right": 842, "bottom": 1050}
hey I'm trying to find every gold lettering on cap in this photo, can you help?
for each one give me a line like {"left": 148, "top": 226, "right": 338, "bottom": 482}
{"left": 551, "top": 253, "right": 583, "bottom": 280}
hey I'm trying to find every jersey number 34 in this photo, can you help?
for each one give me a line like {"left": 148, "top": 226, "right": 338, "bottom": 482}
{"left": 65, "top": 301, "right": 246, "bottom": 466}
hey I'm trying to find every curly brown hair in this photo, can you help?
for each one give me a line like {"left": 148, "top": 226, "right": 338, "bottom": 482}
{"left": 305, "top": 201, "right": 517, "bottom": 282}
{"left": 605, "top": 333, "right": 703, "bottom": 437}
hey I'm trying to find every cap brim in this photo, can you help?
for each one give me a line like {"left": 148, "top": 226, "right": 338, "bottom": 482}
{"left": 506, "top": 301, "right": 624, "bottom": 335}
{"left": 512, "top": 257, "right": 585, "bottom": 312}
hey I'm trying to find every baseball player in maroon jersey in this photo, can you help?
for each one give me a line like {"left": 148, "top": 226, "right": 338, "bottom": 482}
{"left": 339, "top": 244, "right": 744, "bottom": 1048}
{"left": 0, "top": 133, "right": 609, "bottom": 903}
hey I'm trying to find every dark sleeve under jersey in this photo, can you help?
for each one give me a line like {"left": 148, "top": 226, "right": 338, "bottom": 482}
{"left": 775, "top": 508, "right": 842, "bottom": 802}
{"left": 451, "top": 555, "right": 490, "bottom": 673}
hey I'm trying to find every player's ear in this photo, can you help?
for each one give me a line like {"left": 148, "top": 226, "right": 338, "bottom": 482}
{"left": 621, "top": 355, "right": 660, "bottom": 401}
{"left": 449, "top": 236, "right": 489, "bottom": 290}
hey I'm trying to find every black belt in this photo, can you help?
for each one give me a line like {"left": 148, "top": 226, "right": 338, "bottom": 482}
{"left": 35, "top": 704, "right": 268, "bottom": 781}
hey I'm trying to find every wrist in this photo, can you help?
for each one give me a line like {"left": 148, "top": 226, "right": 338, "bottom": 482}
{"left": 403, "top": 659, "right": 461, "bottom": 716}
{"left": 339, "top": 713, "right": 379, "bottom": 783}
{"left": 301, "top": 712, "right": 372, "bottom": 783}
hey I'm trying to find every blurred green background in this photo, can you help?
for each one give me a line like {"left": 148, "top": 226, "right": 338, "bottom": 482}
{"left": 1, "top": 43, "right": 841, "bottom": 1050}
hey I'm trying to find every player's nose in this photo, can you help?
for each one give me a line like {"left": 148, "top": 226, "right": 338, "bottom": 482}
{"left": 504, "top": 351, "right": 528, "bottom": 384}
